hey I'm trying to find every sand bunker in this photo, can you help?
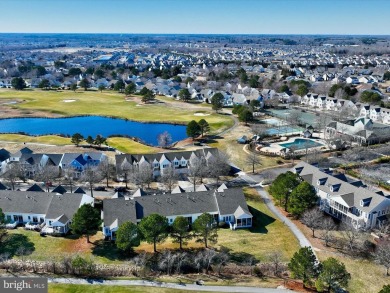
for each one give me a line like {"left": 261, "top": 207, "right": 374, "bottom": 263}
{"left": 63, "top": 99, "right": 76, "bottom": 103}
{"left": 194, "top": 113, "right": 210, "bottom": 116}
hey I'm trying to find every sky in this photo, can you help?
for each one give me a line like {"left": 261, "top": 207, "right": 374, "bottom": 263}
{"left": 0, "top": 0, "right": 389, "bottom": 35}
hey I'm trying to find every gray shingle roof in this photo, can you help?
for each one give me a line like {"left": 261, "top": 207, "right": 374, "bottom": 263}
{"left": 103, "top": 188, "right": 250, "bottom": 227}
{"left": 45, "top": 193, "right": 85, "bottom": 220}
{"left": 293, "top": 162, "right": 390, "bottom": 213}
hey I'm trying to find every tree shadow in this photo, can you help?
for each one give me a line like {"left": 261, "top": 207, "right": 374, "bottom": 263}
{"left": 248, "top": 206, "right": 276, "bottom": 234}
{"left": 91, "top": 239, "right": 128, "bottom": 261}
{"left": 0, "top": 234, "right": 35, "bottom": 257}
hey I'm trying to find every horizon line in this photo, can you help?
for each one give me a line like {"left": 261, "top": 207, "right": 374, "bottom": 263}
{"left": 0, "top": 32, "right": 389, "bottom": 37}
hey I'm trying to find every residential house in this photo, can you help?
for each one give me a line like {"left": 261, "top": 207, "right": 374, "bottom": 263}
{"left": 115, "top": 148, "right": 223, "bottom": 178}
{"left": 0, "top": 190, "right": 93, "bottom": 235}
{"left": 102, "top": 188, "right": 253, "bottom": 239}
{"left": 326, "top": 117, "right": 390, "bottom": 145}
{"left": 292, "top": 162, "right": 390, "bottom": 229}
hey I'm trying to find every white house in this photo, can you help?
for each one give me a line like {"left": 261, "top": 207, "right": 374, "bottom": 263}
{"left": 102, "top": 187, "right": 253, "bottom": 240}
{"left": 0, "top": 191, "right": 94, "bottom": 235}
{"left": 292, "top": 162, "right": 390, "bottom": 229}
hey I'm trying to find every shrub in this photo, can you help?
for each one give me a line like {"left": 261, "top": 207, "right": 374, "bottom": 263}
{"left": 218, "top": 221, "right": 228, "bottom": 228}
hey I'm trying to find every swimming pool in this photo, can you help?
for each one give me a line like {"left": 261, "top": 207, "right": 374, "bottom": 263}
{"left": 280, "top": 138, "right": 323, "bottom": 150}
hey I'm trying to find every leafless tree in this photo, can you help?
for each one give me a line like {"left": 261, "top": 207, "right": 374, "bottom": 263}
{"left": 157, "top": 131, "right": 172, "bottom": 148}
{"left": 188, "top": 155, "right": 208, "bottom": 191}
{"left": 334, "top": 88, "right": 347, "bottom": 100}
{"left": 289, "top": 95, "right": 301, "bottom": 105}
{"left": 245, "top": 150, "right": 262, "bottom": 173}
{"left": 119, "top": 158, "right": 132, "bottom": 189}
{"left": 374, "top": 242, "right": 390, "bottom": 276}
{"left": 194, "top": 251, "right": 204, "bottom": 273}
{"left": 80, "top": 166, "right": 103, "bottom": 197}
{"left": 135, "top": 165, "right": 154, "bottom": 189}
{"left": 62, "top": 167, "right": 77, "bottom": 193}
{"left": 160, "top": 165, "right": 179, "bottom": 193}
{"left": 301, "top": 208, "right": 323, "bottom": 238}
{"left": 320, "top": 218, "right": 336, "bottom": 247}
{"left": 267, "top": 251, "right": 283, "bottom": 276}
{"left": 133, "top": 252, "right": 148, "bottom": 277}
{"left": 159, "top": 250, "right": 178, "bottom": 275}
{"left": 98, "top": 157, "right": 115, "bottom": 188}
{"left": 245, "top": 255, "right": 258, "bottom": 276}
{"left": 340, "top": 223, "right": 362, "bottom": 252}
{"left": 377, "top": 219, "right": 390, "bottom": 235}
{"left": 216, "top": 251, "right": 230, "bottom": 275}
{"left": 208, "top": 151, "right": 231, "bottom": 186}
{"left": 35, "top": 165, "right": 60, "bottom": 192}
{"left": 175, "top": 252, "right": 188, "bottom": 274}
{"left": 288, "top": 111, "right": 302, "bottom": 127}
{"left": 2, "top": 163, "right": 23, "bottom": 190}
{"left": 203, "top": 249, "right": 218, "bottom": 274}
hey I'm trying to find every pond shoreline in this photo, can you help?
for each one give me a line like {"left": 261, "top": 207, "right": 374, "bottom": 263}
{"left": 0, "top": 114, "right": 187, "bottom": 127}
{"left": 0, "top": 116, "right": 188, "bottom": 147}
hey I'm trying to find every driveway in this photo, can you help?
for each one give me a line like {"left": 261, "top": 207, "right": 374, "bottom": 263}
{"left": 48, "top": 277, "right": 293, "bottom": 293}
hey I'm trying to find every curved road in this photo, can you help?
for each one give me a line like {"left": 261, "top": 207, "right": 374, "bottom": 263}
{"left": 255, "top": 186, "right": 314, "bottom": 250}
{"left": 48, "top": 277, "right": 292, "bottom": 293}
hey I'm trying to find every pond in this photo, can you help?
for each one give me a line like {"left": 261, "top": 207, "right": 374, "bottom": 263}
{"left": 0, "top": 116, "right": 187, "bottom": 146}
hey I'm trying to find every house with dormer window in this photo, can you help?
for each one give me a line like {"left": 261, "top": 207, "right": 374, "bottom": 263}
{"left": 292, "top": 162, "right": 390, "bottom": 229}
{"left": 115, "top": 148, "right": 224, "bottom": 179}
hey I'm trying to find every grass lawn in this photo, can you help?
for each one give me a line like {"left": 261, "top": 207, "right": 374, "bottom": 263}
{"left": 48, "top": 284, "right": 213, "bottom": 293}
{"left": 0, "top": 90, "right": 233, "bottom": 134}
{"left": 317, "top": 251, "right": 389, "bottom": 293}
{"left": 2, "top": 229, "right": 122, "bottom": 264}
{"left": 217, "top": 187, "right": 300, "bottom": 261}
{"left": 0, "top": 134, "right": 71, "bottom": 145}
{"left": 2, "top": 188, "right": 299, "bottom": 264}
{"left": 106, "top": 137, "right": 160, "bottom": 154}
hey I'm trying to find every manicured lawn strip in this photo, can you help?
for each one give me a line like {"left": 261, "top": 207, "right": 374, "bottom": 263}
{"left": 48, "top": 284, "right": 211, "bottom": 293}
{"left": 106, "top": 137, "right": 160, "bottom": 154}
{"left": 0, "top": 134, "right": 71, "bottom": 145}
{"left": 0, "top": 90, "right": 233, "bottom": 133}
{"left": 317, "top": 250, "right": 389, "bottom": 293}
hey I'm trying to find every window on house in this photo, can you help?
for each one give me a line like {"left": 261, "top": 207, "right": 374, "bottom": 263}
{"left": 33, "top": 217, "right": 38, "bottom": 223}
{"left": 170, "top": 218, "right": 173, "bottom": 223}
{"left": 174, "top": 161, "right": 179, "bottom": 166}
{"left": 28, "top": 216, "right": 30, "bottom": 220}
{"left": 49, "top": 221, "right": 52, "bottom": 225}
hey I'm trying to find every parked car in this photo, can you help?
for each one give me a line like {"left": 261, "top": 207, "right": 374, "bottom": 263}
{"left": 94, "top": 186, "right": 106, "bottom": 191}
{"left": 114, "top": 187, "right": 128, "bottom": 192}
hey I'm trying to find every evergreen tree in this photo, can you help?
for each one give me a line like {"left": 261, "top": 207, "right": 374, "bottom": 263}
{"left": 288, "top": 247, "right": 319, "bottom": 287}
{"left": 198, "top": 119, "right": 210, "bottom": 137}
{"left": 186, "top": 120, "right": 201, "bottom": 140}
{"left": 71, "top": 133, "right": 84, "bottom": 146}
{"left": 115, "top": 221, "right": 140, "bottom": 254}
{"left": 211, "top": 93, "right": 224, "bottom": 112}
{"left": 269, "top": 171, "right": 300, "bottom": 211}
{"left": 193, "top": 213, "right": 218, "bottom": 248}
{"left": 316, "top": 258, "right": 350, "bottom": 293}
{"left": 71, "top": 204, "right": 101, "bottom": 243}
{"left": 138, "top": 214, "right": 169, "bottom": 253}
{"left": 288, "top": 181, "right": 318, "bottom": 218}
{"left": 171, "top": 216, "right": 192, "bottom": 249}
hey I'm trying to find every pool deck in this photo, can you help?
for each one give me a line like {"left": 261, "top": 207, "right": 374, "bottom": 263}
{"left": 258, "top": 136, "right": 328, "bottom": 156}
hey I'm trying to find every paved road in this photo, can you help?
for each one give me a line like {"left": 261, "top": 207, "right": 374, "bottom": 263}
{"left": 48, "top": 277, "right": 292, "bottom": 293}
{"left": 255, "top": 186, "right": 313, "bottom": 250}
